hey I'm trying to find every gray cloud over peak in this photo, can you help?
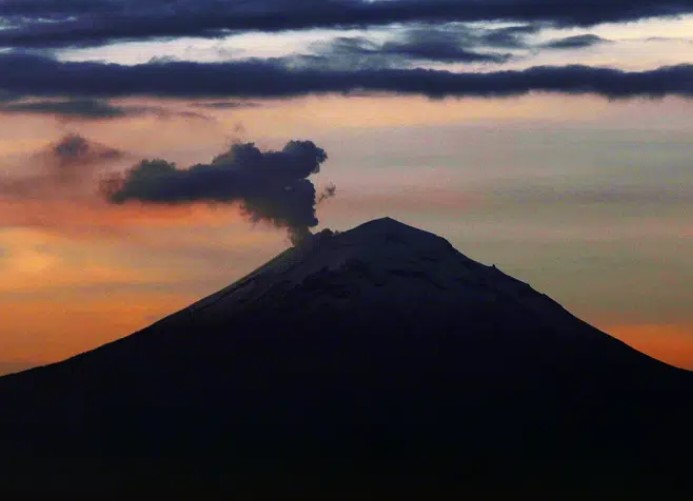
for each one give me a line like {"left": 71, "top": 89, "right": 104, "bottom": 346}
{"left": 104, "top": 141, "right": 333, "bottom": 244}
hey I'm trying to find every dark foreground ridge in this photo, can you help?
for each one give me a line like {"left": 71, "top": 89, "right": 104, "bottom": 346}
{"left": 1, "top": 217, "right": 692, "bottom": 495}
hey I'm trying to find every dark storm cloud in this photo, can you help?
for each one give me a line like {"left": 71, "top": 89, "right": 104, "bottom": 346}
{"left": 104, "top": 141, "right": 330, "bottom": 244}
{"left": 0, "top": 0, "right": 692, "bottom": 48}
{"left": 1, "top": 53, "right": 692, "bottom": 100}
{"left": 543, "top": 34, "right": 610, "bottom": 49}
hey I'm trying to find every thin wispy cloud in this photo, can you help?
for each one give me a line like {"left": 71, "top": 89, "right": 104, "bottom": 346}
{"left": 302, "top": 28, "right": 514, "bottom": 68}
{"left": 297, "top": 25, "right": 617, "bottom": 68}
{"left": 0, "top": 134, "right": 125, "bottom": 200}
{"left": 0, "top": 97, "right": 212, "bottom": 121}
{"left": 542, "top": 34, "right": 611, "bottom": 50}
{"left": 0, "top": 99, "right": 143, "bottom": 120}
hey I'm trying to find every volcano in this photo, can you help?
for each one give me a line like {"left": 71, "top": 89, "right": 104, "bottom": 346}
{"left": 1, "top": 217, "right": 692, "bottom": 495}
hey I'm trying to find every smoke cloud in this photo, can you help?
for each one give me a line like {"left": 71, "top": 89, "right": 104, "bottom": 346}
{"left": 103, "top": 141, "right": 332, "bottom": 245}
{"left": 46, "top": 133, "right": 123, "bottom": 167}
{"left": 0, "top": 134, "right": 124, "bottom": 199}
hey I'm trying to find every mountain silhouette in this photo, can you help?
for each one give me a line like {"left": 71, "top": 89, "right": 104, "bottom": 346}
{"left": 1, "top": 217, "right": 692, "bottom": 495}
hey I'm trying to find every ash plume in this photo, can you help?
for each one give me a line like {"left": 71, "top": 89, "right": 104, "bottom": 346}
{"left": 103, "top": 140, "right": 332, "bottom": 244}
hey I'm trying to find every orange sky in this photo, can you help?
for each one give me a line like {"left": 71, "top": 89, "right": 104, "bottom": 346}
{"left": 0, "top": 93, "right": 691, "bottom": 374}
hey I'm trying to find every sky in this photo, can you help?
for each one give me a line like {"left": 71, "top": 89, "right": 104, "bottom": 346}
{"left": 0, "top": 0, "right": 692, "bottom": 375}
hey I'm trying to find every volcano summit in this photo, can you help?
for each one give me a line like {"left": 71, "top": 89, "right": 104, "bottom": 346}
{"left": 1, "top": 218, "right": 691, "bottom": 495}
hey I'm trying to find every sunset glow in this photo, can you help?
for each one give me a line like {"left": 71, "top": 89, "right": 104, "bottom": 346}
{"left": 0, "top": 1, "right": 692, "bottom": 375}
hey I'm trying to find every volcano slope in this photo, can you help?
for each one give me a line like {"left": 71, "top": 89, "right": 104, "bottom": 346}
{"left": 1, "top": 218, "right": 692, "bottom": 494}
